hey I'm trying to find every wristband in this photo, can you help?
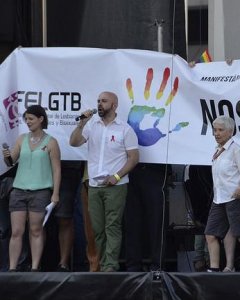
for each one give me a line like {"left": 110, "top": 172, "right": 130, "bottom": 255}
{"left": 113, "top": 173, "right": 121, "bottom": 182}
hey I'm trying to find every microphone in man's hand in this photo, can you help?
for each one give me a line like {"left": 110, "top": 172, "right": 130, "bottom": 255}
{"left": 2, "top": 143, "right": 13, "bottom": 166}
{"left": 75, "top": 109, "right": 97, "bottom": 121}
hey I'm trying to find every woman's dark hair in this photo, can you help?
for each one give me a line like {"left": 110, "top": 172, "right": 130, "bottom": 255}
{"left": 23, "top": 105, "right": 48, "bottom": 129}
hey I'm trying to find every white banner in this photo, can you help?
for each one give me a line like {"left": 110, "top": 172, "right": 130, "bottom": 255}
{"left": 1, "top": 47, "right": 240, "bottom": 175}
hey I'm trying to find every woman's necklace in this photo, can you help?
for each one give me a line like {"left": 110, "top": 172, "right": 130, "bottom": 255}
{"left": 30, "top": 132, "right": 45, "bottom": 145}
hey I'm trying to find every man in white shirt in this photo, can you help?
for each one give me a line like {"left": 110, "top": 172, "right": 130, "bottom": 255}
{"left": 70, "top": 91, "right": 139, "bottom": 271}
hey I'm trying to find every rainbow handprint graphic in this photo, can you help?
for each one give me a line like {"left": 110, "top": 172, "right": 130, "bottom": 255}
{"left": 126, "top": 67, "right": 189, "bottom": 146}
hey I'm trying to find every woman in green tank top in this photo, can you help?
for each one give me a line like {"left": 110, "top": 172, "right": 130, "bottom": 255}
{"left": 2, "top": 105, "right": 61, "bottom": 271}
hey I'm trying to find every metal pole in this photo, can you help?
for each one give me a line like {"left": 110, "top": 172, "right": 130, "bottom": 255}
{"left": 155, "top": 19, "right": 165, "bottom": 52}
{"left": 42, "top": 0, "right": 47, "bottom": 47}
{"left": 157, "top": 23, "right": 163, "bottom": 52}
{"left": 209, "top": 0, "right": 225, "bottom": 61}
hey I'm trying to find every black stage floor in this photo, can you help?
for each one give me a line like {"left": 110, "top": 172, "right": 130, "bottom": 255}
{"left": 0, "top": 271, "right": 239, "bottom": 300}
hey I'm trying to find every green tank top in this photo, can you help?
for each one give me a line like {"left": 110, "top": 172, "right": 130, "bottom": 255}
{"left": 13, "top": 133, "right": 53, "bottom": 190}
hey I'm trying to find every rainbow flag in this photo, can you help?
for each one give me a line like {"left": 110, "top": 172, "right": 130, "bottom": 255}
{"left": 197, "top": 49, "right": 212, "bottom": 63}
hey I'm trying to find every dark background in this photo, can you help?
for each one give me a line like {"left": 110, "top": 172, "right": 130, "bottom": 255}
{"left": 0, "top": 0, "right": 186, "bottom": 62}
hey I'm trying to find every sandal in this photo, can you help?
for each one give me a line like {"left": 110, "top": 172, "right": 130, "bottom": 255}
{"left": 222, "top": 267, "right": 235, "bottom": 272}
{"left": 194, "top": 259, "right": 207, "bottom": 272}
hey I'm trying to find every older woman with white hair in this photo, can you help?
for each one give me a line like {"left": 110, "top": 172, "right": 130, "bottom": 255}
{"left": 205, "top": 115, "right": 240, "bottom": 272}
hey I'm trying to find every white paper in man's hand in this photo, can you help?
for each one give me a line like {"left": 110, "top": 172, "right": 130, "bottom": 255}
{"left": 43, "top": 202, "right": 56, "bottom": 227}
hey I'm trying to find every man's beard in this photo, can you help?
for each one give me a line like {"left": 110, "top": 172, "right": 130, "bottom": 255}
{"left": 98, "top": 107, "right": 111, "bottom": 117}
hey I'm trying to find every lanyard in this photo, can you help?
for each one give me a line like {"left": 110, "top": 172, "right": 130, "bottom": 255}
{"left": 212, "top": 147, "right": 225, "bottom": 161}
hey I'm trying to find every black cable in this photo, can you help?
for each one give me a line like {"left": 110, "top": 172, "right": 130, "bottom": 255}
{"left": 157, "top": 0, "right": 177, "bottom": 272}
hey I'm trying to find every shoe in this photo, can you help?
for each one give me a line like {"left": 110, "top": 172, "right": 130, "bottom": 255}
{"left": 104, "top": 267, "right": 116, "bottom": 272}
{"left": 31, "top": 268, "right": 40, "bottom": 272}
{"left": 57, "top": 264, "right": 70, "bottom": 272}
{"left": 8, "top": 269, "right": 17, "bottom": 272}
{"left": 194, "top": 259, "right": 207, "bottom": 272}
{"left": 207, "top": 268, "right": 220, "bottom": 272}
{"left": 222, "top": 267, "right": 235, "bottom": 272}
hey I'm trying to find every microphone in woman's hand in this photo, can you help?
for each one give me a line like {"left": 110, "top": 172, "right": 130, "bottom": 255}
{"left": 2, "top": 143, "right": 13, "bottom": 166}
